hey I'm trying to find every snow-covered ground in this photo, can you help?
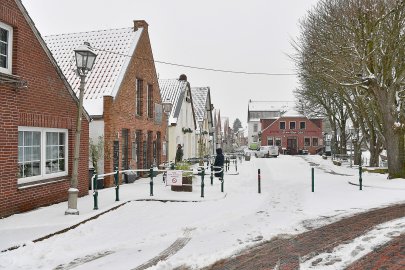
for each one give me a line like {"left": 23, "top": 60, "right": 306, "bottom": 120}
{"left": 0, "top": 155, "right": 404, "bottom": 270}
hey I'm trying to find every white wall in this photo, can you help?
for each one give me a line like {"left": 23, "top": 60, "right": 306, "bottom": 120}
{"left": 247, "top": 120, "right": 260, "bottom": 147}
{"left": 89, "top": 119, "right": 104, "bottom": 174}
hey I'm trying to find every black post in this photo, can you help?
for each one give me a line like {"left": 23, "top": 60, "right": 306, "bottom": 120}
{"left": 210, "top": 165, "right": 213, "bottom": 185}
{"left": 221, "top": 167, "right": 224, "bottom": 192}
{"left": 258, "top": 168, "right": 261, "bottom": 194}
{"left": 359, "top": 166, "right": 362, "bottom": 190}
{"left": 150, "top": 166, "right": 154, "bottom": 196}
{"left": 201, "top": 168, "right": 205, "bottom": 198}
{"left": 311, "top": 167, "right": 314, "bottom": 192}
{"left": 114, "top": 166, "right": 119, "bottom": 201}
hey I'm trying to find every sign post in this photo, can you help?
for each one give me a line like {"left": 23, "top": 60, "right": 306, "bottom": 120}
{"left": 167, "top": 170, "right": 183, "bottom": 186}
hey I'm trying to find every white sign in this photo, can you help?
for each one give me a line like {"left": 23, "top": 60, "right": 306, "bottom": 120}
{"left": 167, "top": 170, "right": 183, "bottom": 186}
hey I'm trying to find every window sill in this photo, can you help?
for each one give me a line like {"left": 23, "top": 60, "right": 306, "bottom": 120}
{"left": 0, "top": 73, "right": 27, "bottom": 89}
{"left": 17, "top": 176, "right": 69, "bottom": 189}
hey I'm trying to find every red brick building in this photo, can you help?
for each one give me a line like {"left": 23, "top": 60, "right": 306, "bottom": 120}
{"left": 46, "top": 20, "right": 165, "bottom": 186}
{"left": 0, "top": 0, "right": 90, "bottom": 217}
{"left": 260, "top": 110, "right": 323, "bottom": 155}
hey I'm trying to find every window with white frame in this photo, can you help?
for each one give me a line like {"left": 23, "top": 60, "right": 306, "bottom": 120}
{"left": 253, "top": 123, "right": 258, "bottom": 132}
{"left": 267, "top": 137, "right": 274, "bottom": 146}
{"left": 304, "top": 137, "right": 311, "bottom": 147}
{"left": 0, "top": 22, "right": 13, "bottom": 74}
{"left": 275, "top": 137, "right": 281, "bottom": 146}
{"left": 18, "top": 127, "right": 68, "bottom": 184}
{"left": 279, "top": 121, "right": 286, "bottom": 130}
{"left": 289, "top": 121, "right": 296, "bottom": 130}
{"left": 312, "top": 137, "right": 319, "bottom": 147}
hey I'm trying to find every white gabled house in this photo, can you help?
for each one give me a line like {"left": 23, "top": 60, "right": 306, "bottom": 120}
{"left": 191, "top": 87, "right": 214, "bottom": 158}
{"left": 159, "top": 75, "right": 197, "bottom": 162}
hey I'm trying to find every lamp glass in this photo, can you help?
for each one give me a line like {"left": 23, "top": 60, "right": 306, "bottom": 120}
{"left": 74, "top": 43, "right": 97, "bottom": 71}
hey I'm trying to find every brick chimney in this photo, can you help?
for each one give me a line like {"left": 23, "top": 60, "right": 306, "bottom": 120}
{"left": 133, "top": 20, "right": 148, "bottom": 31}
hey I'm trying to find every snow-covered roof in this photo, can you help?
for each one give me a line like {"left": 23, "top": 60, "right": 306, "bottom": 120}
{"left": 44, "top": 27, "right": 143, "bottom": 116}
{"left": 281, "top": 109, "right": 305, "bottom": 118}
{"left": 190, "top": 87, "right": 209, "bottom": 124}
{"left": 248, "top": 101, "right": 294, "bottom": 112}
{"left": 159, "top": 79, "right": 189, "bottom": 125}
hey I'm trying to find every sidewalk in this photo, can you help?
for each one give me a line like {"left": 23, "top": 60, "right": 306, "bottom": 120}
{"left": 203, "top": 203, "right": 405, "bottom": 270}
{"left": 0, "top": 172, "right": 226, "bottom": 252}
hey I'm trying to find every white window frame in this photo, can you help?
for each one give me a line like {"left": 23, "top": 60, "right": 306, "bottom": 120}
{"left": 267, "top": 136, "right": 274, "bottom": 146}
{"left": 279, "top": 121, "right": 286, "bottom": 130}
{"left": 289, "top": 121, "right": 296, "bottom": 130}
{"left": 312, "top": 137, "right": 319, "bottom": 147}
{"left": 275, "top": 137, "right": 282, "bottom": 146}
{"left": 253, "top": 123, "right": 258, "bottom": 132}
{"left": 304, "top": 137, "right": 311, "bottom": 147}
{"left": 18, "top": 127, "right": 68, "bottom": 185}
{"left": 0, "top": 21, "right": 13, "bottom": 75}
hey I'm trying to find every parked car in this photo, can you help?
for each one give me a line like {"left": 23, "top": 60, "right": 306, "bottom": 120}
{"left": 256, "top": 146, "right": 279, "bottom": 158}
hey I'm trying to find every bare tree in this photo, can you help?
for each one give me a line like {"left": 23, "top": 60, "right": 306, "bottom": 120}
{"left": 295, "top": 0, "right": 405, "bottom": 178}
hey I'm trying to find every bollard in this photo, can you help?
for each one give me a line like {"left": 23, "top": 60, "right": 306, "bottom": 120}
{"left": 201, "top": 168, "right": 205, "bottom": 198}
{"left": 235, "top": 158, "right": 238, "bottom": 172}
{"left": 93, "top": 173, "right": 99, "bottom": 210}
{"left": 311, "top": 167, "right": 315, "bottom": 192}
{"left": 221, "top": 168, "right": 224, "bottom": 192}
{"left": 114, "top": 166, "right": 119, "bottom": 201}
{"left": 210, "top": 165, "right": 214, "bottom": 185}
{"left": 150, "top": 166, "right": 154, "bottom": 196}
{"left": 359, "top": 166, "right": 362, "bottom": 190}
{"left": 258, "top": 169, "right": 261, "bottom": 194}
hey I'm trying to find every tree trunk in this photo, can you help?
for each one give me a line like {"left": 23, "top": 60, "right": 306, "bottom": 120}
{"left": 353, "top": 142, "right": 362, "bottom": 166}
{"left": 384, "top": 128, "right": 405, "bottom": 178}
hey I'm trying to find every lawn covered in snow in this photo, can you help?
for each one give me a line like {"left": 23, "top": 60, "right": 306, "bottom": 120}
{"left": 0, "top": 155, "right": 404, "bottom": 270}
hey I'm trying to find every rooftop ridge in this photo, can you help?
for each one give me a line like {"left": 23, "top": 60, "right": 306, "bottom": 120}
{"left": 44, "top": 27, "right": 134, "bottom": 38}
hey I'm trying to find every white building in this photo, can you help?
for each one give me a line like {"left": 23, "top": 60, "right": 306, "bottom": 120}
{"left": 191, "top": 87, "right": 214, "bottom": 158}
{"left": 159, "top": 75, "right": 197, "bottom": 162}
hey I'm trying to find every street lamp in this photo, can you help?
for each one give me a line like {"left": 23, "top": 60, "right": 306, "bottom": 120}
{"left": 66, "top": 42, "right": 97, "bottom": 215}
{"left": 162, "top": 98, "right": 172, "bottom": 165}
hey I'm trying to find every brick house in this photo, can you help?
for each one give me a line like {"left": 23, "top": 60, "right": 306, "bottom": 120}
{"left": 45, "top": 20, "right": 165, "bottom": 187}
{"left": 247, "top": 100, "right": 293, "bottom": 150}
{"left": 0, "top": 0, "right": 90, "bottom": 217}
{"left": 260, "top": 110, "right": 323, "bottom": 155}
{"left": 159, "top": 75, "right": 197, "bottom": 162}
{"left": 190, "top": 87, "right": 214, "bottom": 158}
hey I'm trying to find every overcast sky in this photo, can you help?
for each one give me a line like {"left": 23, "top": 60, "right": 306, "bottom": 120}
{"left": 22, "top": 0, "right": 318, "bottom": 128}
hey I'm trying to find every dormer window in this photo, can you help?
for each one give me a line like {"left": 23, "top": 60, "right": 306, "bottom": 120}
{"left": 0, "top": 22, "right": 13, "bottom": 75}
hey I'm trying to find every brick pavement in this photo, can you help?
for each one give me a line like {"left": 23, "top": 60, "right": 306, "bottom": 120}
{"left": 345, "top": 234, "right": 405, "bottom": 270}
{"left": 201, "top": 203, "right": 405, "bottom": 270}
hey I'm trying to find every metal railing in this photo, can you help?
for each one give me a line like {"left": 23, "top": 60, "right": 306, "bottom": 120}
{"left": 90, "top": 165, "right": 226, "bottom": 210}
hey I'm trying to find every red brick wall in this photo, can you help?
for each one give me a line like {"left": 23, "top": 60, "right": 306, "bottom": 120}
{"left": 261, "top": 117, "right": 323, "bottom": 155}
{"left": 103, "top": 26, "right": 166, "bottom": 187}
{"left": 0, "top": 0, "right": 89, "bottom": 218}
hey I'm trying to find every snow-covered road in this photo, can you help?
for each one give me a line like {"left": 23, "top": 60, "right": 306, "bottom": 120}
{"left": 1, "top": 155, "right": 404, "bottom": 270}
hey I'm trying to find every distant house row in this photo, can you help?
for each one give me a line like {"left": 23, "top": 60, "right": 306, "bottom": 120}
{"left": 247, "top": 100, "right": 324, "bottom": 155}
{"left": 0, "top": 0, "right": 223, "bottom": 217}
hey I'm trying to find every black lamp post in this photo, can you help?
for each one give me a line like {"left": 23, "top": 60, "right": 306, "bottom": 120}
{"left": 66, "top": 42, "right": 97, "bottom": 215}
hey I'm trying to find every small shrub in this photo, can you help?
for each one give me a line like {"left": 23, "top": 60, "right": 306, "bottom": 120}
{"left": 333, "top": 160, "right": 341, "bottom": 166}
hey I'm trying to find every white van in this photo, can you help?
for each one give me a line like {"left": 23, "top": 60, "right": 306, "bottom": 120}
{"left": 256, "top": 146, "right": 279, "bottom": 158}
